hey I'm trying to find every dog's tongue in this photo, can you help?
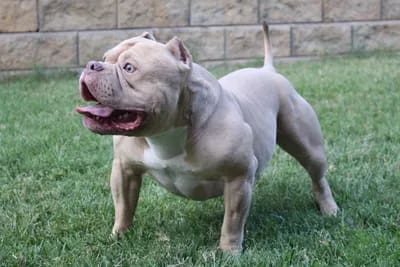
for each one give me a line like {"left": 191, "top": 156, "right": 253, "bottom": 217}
{"left": 76, "top": 104, "right": 114, "bottom": 117}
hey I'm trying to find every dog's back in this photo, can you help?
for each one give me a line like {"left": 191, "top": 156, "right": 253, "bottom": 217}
{"left": 218, "top": 22, "right": 299, "bottom": 175}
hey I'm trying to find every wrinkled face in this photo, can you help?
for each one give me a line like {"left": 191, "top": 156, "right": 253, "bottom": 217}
{"left": 76, "top": 34, "right": 191, "bottom": 136}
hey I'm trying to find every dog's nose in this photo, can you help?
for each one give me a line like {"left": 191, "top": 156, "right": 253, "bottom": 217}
{"left": 87, "top": 61, "right": 104, "bottom": 72}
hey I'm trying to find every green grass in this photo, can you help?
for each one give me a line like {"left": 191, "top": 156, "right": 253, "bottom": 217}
{"left": 1, "top": 54, "right": 399, "bottom": 266}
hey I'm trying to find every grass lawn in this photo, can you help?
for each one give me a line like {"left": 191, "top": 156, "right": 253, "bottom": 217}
{"left": 1, "top": 54, "right": 399, "bottom": 266}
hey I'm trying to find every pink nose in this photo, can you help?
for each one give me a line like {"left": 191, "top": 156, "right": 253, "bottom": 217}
{"left": 87, "top": 61, "right": 104, "bottom": 72}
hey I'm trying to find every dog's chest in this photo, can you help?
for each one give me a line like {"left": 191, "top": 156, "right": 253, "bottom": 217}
{"left": 144, "top": 149, "right": 196, "bottom": 181}
{"left": 142, "top": 127, "right": 223, "bottom": 200}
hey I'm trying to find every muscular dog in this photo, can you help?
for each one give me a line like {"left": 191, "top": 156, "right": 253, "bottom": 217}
{"left": 76, "top": 25, "right": 338, "bottom": 253}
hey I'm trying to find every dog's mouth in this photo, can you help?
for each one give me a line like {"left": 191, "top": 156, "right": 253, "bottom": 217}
{"left": 76, "top": 80, "right": 146, "bottom": 135}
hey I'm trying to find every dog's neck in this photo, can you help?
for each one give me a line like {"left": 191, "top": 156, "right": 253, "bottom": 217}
{"left": 147, "top": 63, "right": 221, "bottom": 159}
{"left": 178, "top": 63, "right": 222, "bottom": 129}
{"left": 145, "top": 126, "right": 188, "bottom": 159}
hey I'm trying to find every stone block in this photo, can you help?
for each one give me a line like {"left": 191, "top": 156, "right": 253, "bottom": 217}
{"left": 118, "top": 0, "right": 189, "bottom": 28}
{"left": 155, "top": 27, "right": 225, "bottom": 61}
{"left": 225, "top": 26, "right": 290, "bottom": 59}
{"left": 260, "top": 0, "right": 321, "bottom": 23}
{"left": 0, "top": 33, "right": 77, "bottom": 70}
{"left": 39, "top": 0, "right": 116, "bottom": 31}
{"left": 0, "top": 0, "right": 38, "bottom": 32}
{"left": 353, "top": 22, "right": 400, "bottom": 51}
{"left": 324, "top": 0, "right": 380, "bottom": 21}
{"left": 79, "top": 30, "right": 148, "bottom": 65}
{"left": 199, "top": 60, "right": 227, "bottom": 69}
{"left": 191, "top": 0, "right": 257, "bottom": 25}
{"left": 201, "top": 59, "right": 265, "bottom": 70}
{"left": 382, "top": 0, "right": 400, "bottom": 19}
{"left": 292, "top": 24, "right": 351, "bottom": 56}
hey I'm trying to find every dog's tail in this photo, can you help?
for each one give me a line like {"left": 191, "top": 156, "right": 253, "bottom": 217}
{"left": 262, "top": 22, "right": 275, "bottom": 72}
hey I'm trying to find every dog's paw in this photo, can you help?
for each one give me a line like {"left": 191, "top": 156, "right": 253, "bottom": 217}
{"left": 111, "top": 223, "right": 130, "bottom": 239}
{"left": 218, "top": 242, "right": 242, "bottom": 255}
{"left": 110, "top": 230, "right": 125, "bottom": 240}
{"left": 319, "top": 199, "right": 339, "bottom": 216}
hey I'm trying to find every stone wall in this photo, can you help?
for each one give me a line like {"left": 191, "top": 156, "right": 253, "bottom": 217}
{"left": 1, "top": 0, "right": 400, "bottom": 73}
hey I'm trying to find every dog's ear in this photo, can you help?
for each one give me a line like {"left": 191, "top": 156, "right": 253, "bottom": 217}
{"left": 140, "top": 32, "right": 156, "bottom": 41}
{"left": 166, "top": 37, "right": 192, "bottom": 71}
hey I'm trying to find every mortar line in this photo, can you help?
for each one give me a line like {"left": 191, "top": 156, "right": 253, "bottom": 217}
{"left": 321, "top": 0, "right": 325, "bottom": 22}
{"left": 380, "top": 0, "right": 383, "bottom": 20}
{"left": 223, "top": 28, "right": 227, "bottom": 63}
{"left": 188, "top": 0, "right": 191, "bottom": 26}
{"left": 350, "top": 24, "right": 354, "bottom": 52}
{"left": 257, "top": 0, "right": 260, "bottom": 23}
{"left": 76, "top": 32, "right": 80, "bottom": 66}
{"left": 3, "top": 20, "right": 398, "bottom": 35}
{"left": 36, "top": 0, "right": 40, "bottom": 32}
{"left": 289, "top": 25, "right": 294, "bottom": 57}
{"left": 116, "top": 0, "right": 119, "bottom": 28}
{"left": 2, "top": 20, "right": 399, "bottom": 36}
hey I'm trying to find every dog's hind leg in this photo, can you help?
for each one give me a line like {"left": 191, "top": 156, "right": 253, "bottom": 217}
{"left": 276, "top": 93, "right": 338, "bottom": 216}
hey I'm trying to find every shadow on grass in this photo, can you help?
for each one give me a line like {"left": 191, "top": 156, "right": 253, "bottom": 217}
{"left": 123, "top": 172, "right": 341, "bottom": 251}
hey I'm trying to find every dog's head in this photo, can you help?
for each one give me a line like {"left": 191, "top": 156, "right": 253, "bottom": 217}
{"left": 76, "top": 32, "right": 192, "bottom": 136}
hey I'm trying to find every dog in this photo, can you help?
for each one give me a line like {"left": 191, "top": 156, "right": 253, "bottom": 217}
{"left": 76, "top": 24, "right": 338, "bottom": 253}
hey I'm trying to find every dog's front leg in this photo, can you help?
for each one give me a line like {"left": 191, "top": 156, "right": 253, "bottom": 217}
{"left": 110, "top": 159, "right": 143, "bottom": 237}
{"left": 219, "top": 175, "right": 254, "bottom": 254}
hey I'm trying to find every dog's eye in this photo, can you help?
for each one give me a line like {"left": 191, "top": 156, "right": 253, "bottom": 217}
{"left": 123, "top": 63, "right": 136, "bottom": 73}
